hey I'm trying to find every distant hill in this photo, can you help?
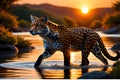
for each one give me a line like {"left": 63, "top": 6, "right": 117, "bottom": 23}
{"left": 21, "top": 3, "right": 114, "bottom": 20}
{"left": 21, "top": 3, "right": 81, "bottom": 20}
{"left": 12, "top": 3, "right": 115, "bottom": 27}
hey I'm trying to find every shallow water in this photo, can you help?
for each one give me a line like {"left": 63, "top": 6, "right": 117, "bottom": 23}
{"left": 0, "top": 32, "right": 120, "bottom": 79}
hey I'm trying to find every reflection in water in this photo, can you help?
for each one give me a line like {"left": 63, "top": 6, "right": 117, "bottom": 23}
{"left": 70, "top": 69, "right": 80, "bottom": 79}
{"left": 35, "top": 67, "right": 79, "bottom": 79}
{"left": 0, "top": 50, "right": 18, "bottom": 63}
{"left": 35, "top": 68, "right": 64, "bottom": 79}
{"left": 70, "top": 52, "right": 76, "bottom": 62}
{"left": 35, "top": 65, "right": 108, "bottom": 79}
{"left": 0, "top": 32, "right": 119, "bottom": 79}
{"left": 0, "top": 61, "right": 110, "bottom": 79}
{"left": 0, "top": 66, "right": 39, "bottom": 78}
{"left": 0, "top": 51, "right": 17, "bottom": 58}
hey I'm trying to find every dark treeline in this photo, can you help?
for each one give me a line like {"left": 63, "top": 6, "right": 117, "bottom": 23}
{"left": 9, "top": 4, "right": 114, "bottom": 29}
{"left": 1, "top": 1, "right": 120, "bottom": 32}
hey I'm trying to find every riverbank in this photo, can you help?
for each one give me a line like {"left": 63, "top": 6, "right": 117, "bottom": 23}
{"left": 0, "top": 27, "right": 34, "bottom": 53}
{"left": 102, "top": 25, "right": 120, "bottom": 34}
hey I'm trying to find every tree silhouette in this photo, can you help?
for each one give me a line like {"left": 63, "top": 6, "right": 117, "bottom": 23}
{"left": 0, "top": 0, "right": 18, "bottom": 12}
{"left": 112, "top": 0, "right": 120, "bottom": 11}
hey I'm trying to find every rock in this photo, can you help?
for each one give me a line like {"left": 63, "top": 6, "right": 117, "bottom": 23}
{"left": 113, "top": 60, "right": 120, "bottom": 67}
{"left": 111, "top": 42, "right": 120, "bottom": 51}
{"left": 103, "top": 25, "right": 120, "bottom": 34}
{"left": 0, "top": 43, "right": 18, "bottom": 52}
{"left": 79, "top": 71, "right": 112, "bottom": 79}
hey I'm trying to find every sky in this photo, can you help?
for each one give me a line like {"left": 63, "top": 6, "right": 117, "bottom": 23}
{"left": 15, "top": 0, "right": 117, "bottom": 9}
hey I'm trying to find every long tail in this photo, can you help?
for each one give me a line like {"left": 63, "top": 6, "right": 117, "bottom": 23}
{"left": 97, "top": 35, "right": 120, "bottom": 61}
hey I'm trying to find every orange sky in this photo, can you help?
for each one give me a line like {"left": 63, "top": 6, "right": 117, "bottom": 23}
{"left": 16, "top": 0, "right": 116, "bottom": 9}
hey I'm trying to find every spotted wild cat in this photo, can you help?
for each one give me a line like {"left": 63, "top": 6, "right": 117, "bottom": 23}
{"left": 29, "top": 15, "right": 120, "bottom": 68}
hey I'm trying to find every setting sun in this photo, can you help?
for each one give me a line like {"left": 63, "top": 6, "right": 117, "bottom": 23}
{"left": 81, "top": 7, "right": 89, "bottom": 14}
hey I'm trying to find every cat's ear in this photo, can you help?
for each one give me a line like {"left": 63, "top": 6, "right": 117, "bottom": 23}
{"left": 30, "top": 15, "right": 35, "bottom": 23}
{"left": 43, "top": 16, "right": 49, "bottom": 22}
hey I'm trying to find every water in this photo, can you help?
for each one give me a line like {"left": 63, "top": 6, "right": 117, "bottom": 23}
{"left": 0, "top": 32, "right": 120, "bottom": 79}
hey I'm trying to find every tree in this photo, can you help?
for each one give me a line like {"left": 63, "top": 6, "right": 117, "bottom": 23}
{"left": 10, "top": 5, "right": 67, "bottom": 27}
{"left": 112, "top": 0, "right": 120, "bottom": 11}
{"left": 102, "top": 12, "right": 120, "bottom": 29}
{"left": 0, "top": 0, "right": 18, "bottom": 12}
{"left": 0, "top": 0, "right": 19, "bottom": 31}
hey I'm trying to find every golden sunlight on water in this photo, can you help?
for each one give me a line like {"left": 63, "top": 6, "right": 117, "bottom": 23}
{"left": 70, "top": 52, "right": 76, "bottom": 62}
{"left": 0, "top": 32, "right": 119, "bottom": 79}
{"left": 70, "top": 69, "right": 82, "bottom": 79}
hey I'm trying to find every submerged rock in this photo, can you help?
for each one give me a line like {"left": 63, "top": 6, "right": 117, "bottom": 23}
{"left": 0, "top": 43, "right": 18, "bottom": 52}
{"left": 79, "top": 71, "right": 112, "bottom": 79}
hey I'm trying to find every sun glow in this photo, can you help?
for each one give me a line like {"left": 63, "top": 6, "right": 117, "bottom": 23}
{"left": 81, "top": 7, "right": 89, "bottom": 14}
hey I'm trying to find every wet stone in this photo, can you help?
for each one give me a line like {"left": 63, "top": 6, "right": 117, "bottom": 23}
{"left": 0, "top": 43, "right": 18, "bottom": 51}
{"left": 79, "top": 71, "right": 112, "bottom": 79}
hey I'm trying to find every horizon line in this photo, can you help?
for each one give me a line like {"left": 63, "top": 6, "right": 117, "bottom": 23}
{"left": 14, "top": 3, "right": 112, "bottom": 10}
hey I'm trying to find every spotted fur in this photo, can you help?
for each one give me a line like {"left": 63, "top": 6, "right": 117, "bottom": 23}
{"left": 29, "top": 15, "right": 120, "bottom": 68}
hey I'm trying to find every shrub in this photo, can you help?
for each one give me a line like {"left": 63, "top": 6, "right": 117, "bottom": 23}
{"left": 112, "top": 0, "right": 120, "bottom": 12}
{"left": 103, "top": 12, "right": 120, "bottom": 29}
{"left": 0, "top": 25, "right": 31, "bottom": 49}
{"left": 0, "top": 0, "right": 18, "bottom": 12}
{"left": 0, "top": 26, "right": 17, "bottom": 45}
{"left": 15, "top": 37, "right": 31, "bottom": 48}
{"left": 19, "top": 20, "right": 30, "bottom": 28}
{"left": 0, "top": 11, "right": 18, "bottom": 30}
